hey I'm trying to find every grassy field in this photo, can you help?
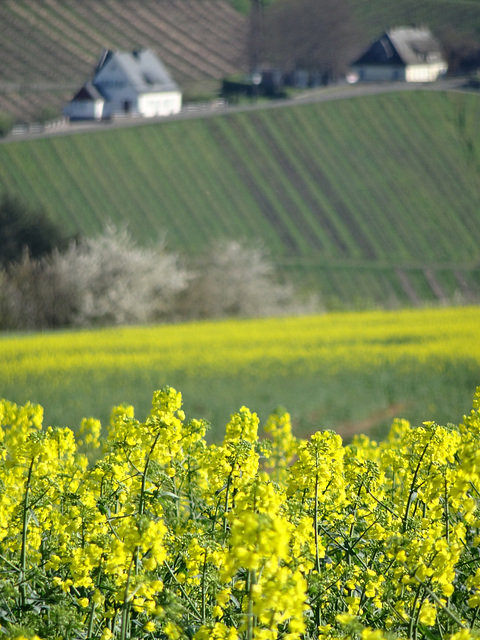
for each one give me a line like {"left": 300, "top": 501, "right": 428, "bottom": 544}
{"left": 1, "top": 306, "right": 479, "bottom": 442}
{"left": 1, "top": 90, "right": 480, "bottom": 307}
{"left": 349, "top": 0, "right": 480, "bottom": 40}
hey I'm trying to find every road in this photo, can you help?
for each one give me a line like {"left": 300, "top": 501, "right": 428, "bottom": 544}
{"left": 1, "top": 77, "right": 472, "bottom": 143}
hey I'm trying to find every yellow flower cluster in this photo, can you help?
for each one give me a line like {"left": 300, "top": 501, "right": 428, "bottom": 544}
{"left": 2, "top": 385, "right": 480, "bottom": 640}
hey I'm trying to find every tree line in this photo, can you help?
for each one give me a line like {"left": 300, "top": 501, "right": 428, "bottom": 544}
{"left": 0, "top": 193, "right": 315, "bottom": 331}
{"left": 248, "top": 0, "right": 363, "bottom": 83}
{"left": 246, "top": 0, "right": 480, "bottom": 82}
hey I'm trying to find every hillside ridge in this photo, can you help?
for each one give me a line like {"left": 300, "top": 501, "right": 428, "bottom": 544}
{"left": 1, "top": 88, "right": 479, "bottom": 309}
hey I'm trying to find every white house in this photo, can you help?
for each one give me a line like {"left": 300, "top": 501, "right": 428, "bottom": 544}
{"left": 64, "top": 49, "right": 182, "bottom": 120}
{"left": 351, "top": 27, "right": 447, "bottom": 83}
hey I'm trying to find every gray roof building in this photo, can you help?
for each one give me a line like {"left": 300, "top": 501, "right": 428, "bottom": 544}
{"left": 94, "top": 49, "right": 180, "bottom": 94}
{"left": 64, "top": 48, "right": 182, "bottom": 120}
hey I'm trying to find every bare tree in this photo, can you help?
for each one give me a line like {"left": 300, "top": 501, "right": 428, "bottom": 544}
{"left": 248, "top": 0, "right": 266, "bottom": 72}
{"left": 437, "top": 26, "right": 480, "bottom": 74}
{"left": 263, "top": 0, "right": 363, "bottom": 82}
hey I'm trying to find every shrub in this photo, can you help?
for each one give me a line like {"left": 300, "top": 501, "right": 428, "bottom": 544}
{"left": 180, "top": 238, "right": 298, "bottom": 319}
{"left": 0, "top": 225, "right": 190, "bottom": 330}
{"left": 0, "top": 231, "right": 312, "bottom": 330}
{"left": 47, "top": 225, "right": 190, "bottom": 327}
{"left": 0, "top": 111, "right": 12, "bottom": 137}
{"left": 0, "top": 192, "right": 67, "bottom": 267}
{"left": 0, "top": 252, "right": 78, "bottom": 330}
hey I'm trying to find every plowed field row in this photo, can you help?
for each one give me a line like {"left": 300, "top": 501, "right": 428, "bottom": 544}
{"left": 0, "top": 0, "right": 247, "bottom": 121}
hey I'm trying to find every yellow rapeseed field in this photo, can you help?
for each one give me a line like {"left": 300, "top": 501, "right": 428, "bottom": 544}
{"left": 2, "top": 383, "right": 480, "bottom": 640}
{"left": 2, "top": 307, "right": 480, "bottom": 639}
{"left": 1, "top": 306, "right": 480, "bottom": 438}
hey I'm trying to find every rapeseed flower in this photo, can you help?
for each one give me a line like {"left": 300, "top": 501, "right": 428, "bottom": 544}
{"left": 2, "top": 386, "right": 480, "bottom": 639}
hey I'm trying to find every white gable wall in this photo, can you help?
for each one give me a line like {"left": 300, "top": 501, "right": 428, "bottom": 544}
{"left": 139, "top": 91, "right": 182, "bottom": 117}
{"left": 405, "top": 62, "right": 447, "bottom": 82}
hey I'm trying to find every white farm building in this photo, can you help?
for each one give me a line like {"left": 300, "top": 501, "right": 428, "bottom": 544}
{"left": 64, "top": 49, "right": 182, "bottom": 121}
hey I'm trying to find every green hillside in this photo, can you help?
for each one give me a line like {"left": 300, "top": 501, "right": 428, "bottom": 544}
{"left": 1, "top": 89, "right": 480, "bottom": 308}
{"left": 349, "top": 0, "right": 480, "bottom": 40}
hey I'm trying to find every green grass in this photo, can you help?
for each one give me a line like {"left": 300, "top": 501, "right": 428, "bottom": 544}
{"left": 1, "top": 307, "right": 480, "bottom": 443}
{"left": 231, "top": 0, "right": 480, "bottom": 36}
{"left": 349, "top": 0, "right": 480, "bottom": 39}
{"left": 1, "top": 89, "right": 480, "bottom": 307}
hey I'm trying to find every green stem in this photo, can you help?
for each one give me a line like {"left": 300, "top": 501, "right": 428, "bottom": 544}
{"left": 470, "top": 604, "right": 480, "bottom": 628}
{"left": 201, "top": 548, "right": 208, "bottom": 623}
{"left": 408, "top": 582, "right": 423, "bottom": 640}
{"left": 20, "top": 457, "right": 35, "bottom": 608}
{"left": 172, "top": 473, "right": 180, "bottom": 520}
{"left": 139, "top": 433, "right": 160, "bottom": 517}
{"left": 164, "top": 560, "right": 202, "bottom": 619}
{"left": 120, "top": 554, "right": 135, "bottom": 640}
{"left": 317, "top": 521, "right": 368, "bottom": 571}
{"left": 247, "top": 569, "right": 257, "bottom": 640}
{"left": 444, "top": 476, "right": 450, "bottom": 544}
{"left": 0, "top": 552, "right": 19, "bottom": 572}
{"left": 223, "top": 475, "right": 232, "bottom": 536}
{"left": 314, "top": 466, "right": 321, "bottom": 573}
{"left": 403, "top": 437, "right": 433, "bottom": 533}
{"left": 413, "top": 575, "right": 467, "bottom": 629}
{"left": 87, "top": 602, "right": 97, "bottom": 639}
{"left": 87, "top": 564, "right": 103, "bottom": 639}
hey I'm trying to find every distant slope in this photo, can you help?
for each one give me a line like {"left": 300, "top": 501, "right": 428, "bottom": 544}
{"left": 1, "top": 90, "right": 480, "bottom": 308}
{"left": 230, "top": 0, "right": 480, "bottom": 36}
{"left": 349, "top": 0, "right": 480, "bottom": 40}
{"left": 0, "top": 0, "right": 247, "bottom": 122}
{"left": 2, "top": 0, "right": 480, "bottom": 124}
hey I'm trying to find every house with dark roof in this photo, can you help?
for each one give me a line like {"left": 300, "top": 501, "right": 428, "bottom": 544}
{"left": 64, "top": 82, "right": 106, "bottom": 121}
{"left": 64, "top": 49, "right": 182, "bottom": 120}
{"left": 350, "top": 27, "right": 447, "bottom": 83}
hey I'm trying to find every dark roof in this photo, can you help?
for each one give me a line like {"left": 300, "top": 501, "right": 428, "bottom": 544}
{"left": 353, "top": 27, "right": 445, "bottom": 67}
{"left": 94, "top": 48, "right": 180, "bottom": 92}
{"left": 71, "top": 81, "right": 105, "bottom": 102}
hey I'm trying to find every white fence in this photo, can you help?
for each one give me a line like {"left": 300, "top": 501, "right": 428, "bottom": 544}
{"left": 10, "top": 117, "right": 70, "bottom": 136}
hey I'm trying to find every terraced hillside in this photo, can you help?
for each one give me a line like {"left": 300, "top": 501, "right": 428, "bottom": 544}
{"left": 1, "top": 89, "right": 480, "bottom": 308}
{"left": 0, "top": 0, "right": 247, "bottom": 123}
